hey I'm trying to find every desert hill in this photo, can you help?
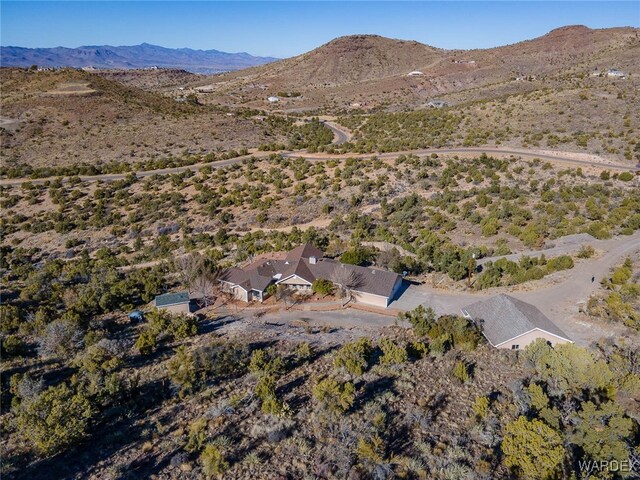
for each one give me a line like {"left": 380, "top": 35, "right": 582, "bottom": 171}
{"left": 0, "top": 68, "right": 280, "bottom": 169}
{"left": 202, "top": 26, "right": 639, "bottom": 109}
{"left": 0, "top": 43, "right": 278, "bottom": 74}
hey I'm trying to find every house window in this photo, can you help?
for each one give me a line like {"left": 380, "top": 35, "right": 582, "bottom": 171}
{"left": 511, "top": 344, "right": 520, "bottom": 350}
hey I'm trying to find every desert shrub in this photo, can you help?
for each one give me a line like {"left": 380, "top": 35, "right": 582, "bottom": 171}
{"left": 577, "top": 245, "right": 595, "bottom": 258}
{"left": 524, "top": 340, "right": 615, "bottom": 398}
{"left": 185, "top": 418, "right": 207, "bottom": 453}
{"left": 618, "top": 172, "right": 634, "bottom": 181}
{"left": 37, "top": 319, "right": 83, "bottom": 358}
{"left": 399, "top": 305, "right": 436, "bottom": 337}
{"left": 168, "top": 314, "right": 198, "bottom": 340}
{"left": 501, "top": 416, "right": 565, "bottom": 480}
{"left": 312, "top": 278, "right": 335, "bottom": 296}
{"left": 135, "top": 329, "right": 158, "bottom": 355}
{"left": 2, "top": 334, "right": 26, "bottom": 357}
{"left": 333, "top": 338, "right": 372, "bottom": 376}
{"left": 0, "top": 305, "right": 23, "bottom": 333}
{"left": 200, "top": 443, "right": 229, "bottom": 479}
{"left": 295, "top": 341, "right": 313, "bottom": 362}
{"left": 168, "top": 341, "right": 249, "bottom": 396}
{"left": 312, "top": 376, "right": 355, "bottom": 415}
{"left": 356, "top": 434, "right": 386, "bottom": 466}
{"left": 452, "top": 360, "right": 471, "bottom": 384}
{"left": 571, "top": 400, "right": 635, "bottom": 470}
{"left": 339, "top": 247, "right": 374, "bottom": 266}
{"left": 471, "top": 396, "right": 490, "bottom": 422}
{"left": 545, "top": 255, "right": 574, "bottom": 272}
{"left": 255, "top": 373, "right": 288, "bottom": 416}
{"left": 16, "top": 383, "right": 94, "bottom": 456}
{"left": 407, "top": 340, "right": 429, "bottom": 359}
{"left": 379, "top": 338, "right": 408, "bottom": 365}
{"left": 249, "top": 349, "right": 285, "bottom": 376}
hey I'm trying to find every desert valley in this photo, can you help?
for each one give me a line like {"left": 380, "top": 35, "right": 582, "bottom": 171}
{"left": 1, "top": 13, "right": 640, "bottom": 480}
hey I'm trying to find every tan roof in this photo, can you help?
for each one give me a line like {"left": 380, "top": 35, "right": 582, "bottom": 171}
{"left": 285, "top": 243, "right": 324, "bottom": 262}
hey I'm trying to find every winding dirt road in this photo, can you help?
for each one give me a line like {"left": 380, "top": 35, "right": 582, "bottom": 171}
{"left": 1, "top": 123, "right": 636, "bottom": 186}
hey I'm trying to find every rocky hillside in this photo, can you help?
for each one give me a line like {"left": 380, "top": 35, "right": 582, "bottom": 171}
{"left": 202, "top": 26, "right": 640, "bottom": 110}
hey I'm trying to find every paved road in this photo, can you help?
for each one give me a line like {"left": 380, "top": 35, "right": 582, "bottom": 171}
{"left": 322, "top": 120, "right": 351, "bottom": 145}
{"left": 2, "top": 121, "right": 637, "bottom": 186}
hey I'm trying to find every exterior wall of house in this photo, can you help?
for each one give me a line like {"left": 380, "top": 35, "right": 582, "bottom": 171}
{"left": 352, "top": 291, "right": 389, "bottom": 309}
{"left": 159, "top": 303, "right": 191, "bottom": 315}
{"left": 278, "top": 275, "right": 312, "bottom": 290}
{"left": 232, "top": 288, "right": 249, "bottom": 302}
{"left": 496, "top": 329, "right": 571, "bottom": 350}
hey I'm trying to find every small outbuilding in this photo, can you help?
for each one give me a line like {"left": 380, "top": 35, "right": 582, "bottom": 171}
{"left": 267, "top": 96, "right": 279, "bottom": 103}
{"left": 461, "top": 294, "right": 572, "bottom": 350}
{"left": 155, "top": 291, "right": 191, "bottom": 315}
{"left": 407, "top": 71, "right": 424, "bottom": 76}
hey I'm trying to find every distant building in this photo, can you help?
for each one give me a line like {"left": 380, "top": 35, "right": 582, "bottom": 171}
{"left": 607, "top": 69, "right": 626, "bottom": 78}
{"left": 462, "top": 294, "right": 572, "bottom": 350}
{"left": 219, "top": 244, "right": 403, "bottom": 308}
{"left": 155, "top": 291, "right": 191, "bottom": 315}
{"left": 427, "top": 100, "right": 448, "bottom": 108}
{"left": 407, "top": 71, "right": 424, "bottom": 76}
{"left": 267, "top": 96, "right": 279, "bottom": 103}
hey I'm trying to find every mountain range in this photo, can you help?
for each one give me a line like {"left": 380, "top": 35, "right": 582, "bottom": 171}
{"left": 0, "top": 43, "right": 278, "bottom": 74}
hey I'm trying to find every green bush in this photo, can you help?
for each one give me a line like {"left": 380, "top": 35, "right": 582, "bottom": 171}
{"left": 2, "top": 335, "right": 26, "bottom": 357}
{"left": 200, "top": 443, "right": 230, "bottom": 478}
{"left": 312, "top": 376, "right": 355, "bottom": 415}
{"left": 546, "top": 255, "right": 574, "bottom": 272}
{"left": 379, "top": 338, "right": 408, "bottom": 365}
{"left": 135, "top": 329, "right": 158, "bottom": 355}
{"left": 312, "top": 278, "right": 335, "bottom": 296}
{"left": 502, "top": 416, "right": 565, "bottom": 479}
{"left": 333, "top": 338, "right": 372, "bottom": 375}
{"left": 452, "top": 360, "right": 471, "bottom": 384}
{"left": 16, "top": 383, "right": 94, "bottom": 456}
{"left": 617, "top": 172, "right": 634, "bottom": 181}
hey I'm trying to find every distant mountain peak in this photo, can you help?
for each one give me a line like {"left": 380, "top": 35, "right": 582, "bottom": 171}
{"left": 0, "top": 43, "right": 277, "bottom": 74}
{"left": 546, "top": 25, "right": 592, "bottom": 36}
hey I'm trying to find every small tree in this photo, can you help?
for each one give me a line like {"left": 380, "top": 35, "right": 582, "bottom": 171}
{"left": 200, "top": 443, "right": 229, "bottom": 479}
{"left": 502, "top": 416, "right": 565, "bottom": 480}
{"left": 16, "top": 383, "right": 94, "bottom": 455}
{"left": 334, "top": 338, "right": 372, "bottom": 376}
{"left": 312, "top": 376, "right": 356, "bottom": 415}
{"left": 312, "top": 278, "right": 335, "bottom": 296}
{"left": 379, "top": 338, "right": 408, "bottom": 365}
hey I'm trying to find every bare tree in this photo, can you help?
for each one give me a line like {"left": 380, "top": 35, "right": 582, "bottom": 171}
{"left": 174, "top": 252, "right": 206, "bottom": 292}
{"left": 276, "top": 285, "right": 296, "bottom": 309}
{"left": 191, "top": 266, "right": 220, "bottom": 308}
{"left": 330, "top": 266, "right": 365, "bottom": 301}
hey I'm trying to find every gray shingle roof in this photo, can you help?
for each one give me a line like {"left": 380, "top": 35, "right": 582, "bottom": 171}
{"left": 155, "top": 291, "right": 190, "bottom": 307}
{"left": 219, "top": 245, "right": 401, "bottom": 300}
{"left": 462, "top": 294, "right": 571, "bottom": 346}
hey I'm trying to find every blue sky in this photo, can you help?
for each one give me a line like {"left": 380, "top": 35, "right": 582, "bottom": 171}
{"left": 1, "top": 1, "right": 638, "bottom": 57}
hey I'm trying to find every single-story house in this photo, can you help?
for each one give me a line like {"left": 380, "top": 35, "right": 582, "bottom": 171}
{"left": 461, "top": 294, "right": 572, "bottom": 350}
{"left": 407, "top": 71, "right": 424, "bottom": 76}
{"left": 220, "top": 244, "right": 403, "bottom": 308}
{"left": 267, "top": 96, "right": 279, "bottom": 103}
{"left": 607, "top": 69, "right": 626, "bottom": 78}
{"left": 155, "top": 291, "right": 191, "bottom": 315}
{"left": 427, "top": 100, "right": 448, "bottom": 108}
